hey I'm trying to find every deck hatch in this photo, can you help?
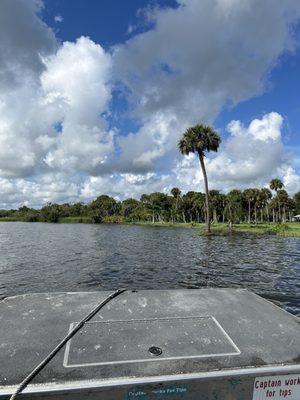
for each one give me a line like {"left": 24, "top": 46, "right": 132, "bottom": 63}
{"left": 63, "top": 315, "right": 240, "bottom": 367}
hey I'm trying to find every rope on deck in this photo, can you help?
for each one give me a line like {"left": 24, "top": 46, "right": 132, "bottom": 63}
{"left": 9, "top": 288, "right": 127, "bottom": 400}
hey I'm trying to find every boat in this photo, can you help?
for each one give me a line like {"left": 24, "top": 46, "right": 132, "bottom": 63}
{"left": 0, "top": 288, "right": 299, "bottom": 399}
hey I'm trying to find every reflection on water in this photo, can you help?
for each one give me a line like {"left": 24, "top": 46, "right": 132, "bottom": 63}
{"left": 0, "top": 222, "right": 299, "bottom": 315}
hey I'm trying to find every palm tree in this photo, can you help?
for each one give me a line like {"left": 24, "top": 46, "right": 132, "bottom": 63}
{"left": 178, "top": 124, "right": 221, "bottom": 234}
{"left": 259, "top": 188, "right": 272, "bottom": 223}
{"left": 170, "top": 187, "right": 181, "bottom": 223}
{"left": 209, "top": 190, "right": 221, "bottom": 223}
{"left": 269, "top": 178, "right": 283, "bottom": 192}
{"left": 269, "top": 178, "right": 284, "bottom": 222}
{"left": 243, "top": 188, "right": 256, "bottom": 224}
{"left": 225, "top": 189, "right": 243, "bottom": 231}
{"left": 252, "top": 188, "right": 261, "bottom": 224}
{"left": 277, "top": 189, "right": 289, "bottom": 223}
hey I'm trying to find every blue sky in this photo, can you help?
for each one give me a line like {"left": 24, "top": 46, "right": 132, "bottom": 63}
{"left": 42, "top": 0, "right": 300, "bottom": 144}
{"left": 0, "top": 0, "right": 299, "bottom": 207}
{"left": 216, "top": 48, "right": 300, "bottom": 147}
{"left": 42, "top": 0, "right": 178, "bottom": 47}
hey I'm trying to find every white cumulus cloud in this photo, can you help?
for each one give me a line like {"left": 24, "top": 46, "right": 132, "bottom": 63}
{"left": 113, "top": 0, "right": 300, "bottom": 176}
{"left": 0, "top": 0, "right": 299, "bottom": 208}
{"left": 41, "top": 37, "right": 114, "bottom": 173}
{"left": 173, "top": 112, "right": 299, "bottom": 194}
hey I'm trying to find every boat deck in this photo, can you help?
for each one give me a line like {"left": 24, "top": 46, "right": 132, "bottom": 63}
{"left": 0, "top": 288, "right": 299, "bottom": 397}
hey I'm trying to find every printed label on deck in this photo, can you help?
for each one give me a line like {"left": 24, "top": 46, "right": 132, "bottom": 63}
{"left": 253, "top": 374, "right": 300, "bottom": 400}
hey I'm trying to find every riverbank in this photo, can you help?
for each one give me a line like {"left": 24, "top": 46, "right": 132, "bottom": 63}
{"left": 0, "top": 217, "right": 299, "bottom": 236}
{"left": 125, "top": 221, "right": 300, "bottom": 237}
{"left": 209, "top": 222, "right": 300, "bottom": 237}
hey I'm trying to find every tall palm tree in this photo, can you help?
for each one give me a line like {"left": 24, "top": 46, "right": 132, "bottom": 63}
{"left": 178, "top": 124, "right": 221, "bottom": 234}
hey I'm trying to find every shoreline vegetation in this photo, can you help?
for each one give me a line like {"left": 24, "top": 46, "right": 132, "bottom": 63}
{"left": 0, "top": 217, "right": 299, "bottom": 237}
{"left": 0, "top": 181, "right": 299, "bottom": 237}
{"left": 1, "top": 125, "right": 299, "bottom": 238}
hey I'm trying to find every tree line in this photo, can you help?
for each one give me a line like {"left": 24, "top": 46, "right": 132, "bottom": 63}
{"left": 0, "top": 181, "right": 299, "bottom": 225}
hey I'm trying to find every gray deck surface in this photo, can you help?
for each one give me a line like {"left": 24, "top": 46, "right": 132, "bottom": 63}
{"left": 0, "top": 288, "right": 299, "bottom": 389}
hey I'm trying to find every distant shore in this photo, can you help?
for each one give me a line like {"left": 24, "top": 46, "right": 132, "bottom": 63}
{"left": 124, "top": 221, "right": 300, "bottom": 237}
{"left": 0, "top": 217, "right": 299, "bottom": 237}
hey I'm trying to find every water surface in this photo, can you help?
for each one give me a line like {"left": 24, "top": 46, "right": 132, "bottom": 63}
{"left": 0, "top": 222, "right": 299, "bottom": 315}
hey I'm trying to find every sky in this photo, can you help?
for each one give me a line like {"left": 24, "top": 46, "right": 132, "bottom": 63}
{"left": 0, "top": 0, "right": 300, "bottom": 208}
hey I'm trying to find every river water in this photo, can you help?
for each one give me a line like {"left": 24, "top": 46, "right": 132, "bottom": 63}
{"left": 0, "top": 222, "right": 299, "bottom": 315}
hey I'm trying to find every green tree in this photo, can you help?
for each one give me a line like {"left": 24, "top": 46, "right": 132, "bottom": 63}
{"left": 209, "top": 190, "right": 222, "bottom": 223}
{"left": 178, "top": 124, "right": 221, "bottom": 233}
{"left": 269, "top": 178, "right": 283, "bottom": 192}
{"left": 140, "top": 192, "right": 171, "bottom": 223}
{"left": 192, "top": 192, "right": 206, "bottom": 223}
{"left": 40, "top": 203, "right": 61, "bottom": 223}
{"left": 90, "top": 195, "right": 120, "bottom": 223}
{"left": 243, "top": 188, "right": 256, "bottom": 224}
{"left": 70, "top": 202, "right": 85, "bottom": 216}
{"left": 121, "top": 198, "right": 149, "bottom": 222}
{"left": 277, "top": 189, "right": 289, "bottom": 223}
{"left": 286, "top": 198, "right": 296, "bottom": 222}
{"left": 294, "top": 192, "right": 300, "bottom": 215}
{"left": 258, "top": 188, "right": 272, "bottom": 223}
{"left": 251, "top": 189, "right": 261, "bottom": 224}
{"left": 170, "top": 187, "right": 181, "bottom": 223}
{"left": 181, "top": 191, "right": 205, "bottom": 223}
{"left": 225, "top": 190, "right": 243, "bottom": 230}
{"left": 269, "top": 178, "right": 284, "bottom": 222}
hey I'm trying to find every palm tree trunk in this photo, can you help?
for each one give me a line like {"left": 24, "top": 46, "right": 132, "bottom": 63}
{"left": 175, "top": 197, "right": 178, "bottom": 222}
{"left": 198, "top": 153, "right": 210, "bottom": 233}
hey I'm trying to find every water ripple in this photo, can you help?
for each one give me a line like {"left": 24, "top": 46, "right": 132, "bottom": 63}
{"left": 0, "top": 222, "right": 299, "bottom": 315}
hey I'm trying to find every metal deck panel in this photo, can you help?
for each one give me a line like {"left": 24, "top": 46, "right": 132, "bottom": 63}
{"left": 0, "top": 288, "right": 299, "bottom": 394}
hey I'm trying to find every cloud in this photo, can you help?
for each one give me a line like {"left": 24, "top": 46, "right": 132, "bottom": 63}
{"left": 41, "top": 37, "right": 114, "bottom": 173}
{"left": 0, "top": 0, "right": 299, "bottom": 208}
{"left": 0, "top": 32, "right": 114, "bottom": 178}
{"left": 280, "top": 166, "right": 300, "bottom": 194}
{"left": 54, "top": 15, "right": 63, "bottom": 23}
{"left": 0, "top": 0, "right": 56, "bottom": 91}
{"left": 0, "top": 173, "right": 80, "bottom": 209}
{"left": 173, "top": 112, "right": 299, "bottom": 195}
{"left": 113, "top": 0, "right": 300, "bottom": 173}
{"left": 80, "top": 173, "right": 170, "bottom": 202}
{"left": 208, "top": 112, "right": 285, "bottom": 185}
{"left": 0, "top": 112, "right": 298, "bottom": 208}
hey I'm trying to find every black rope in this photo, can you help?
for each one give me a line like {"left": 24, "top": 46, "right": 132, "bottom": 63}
{"left": 9, "top": 288, "right": 127, "bottom": 400}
